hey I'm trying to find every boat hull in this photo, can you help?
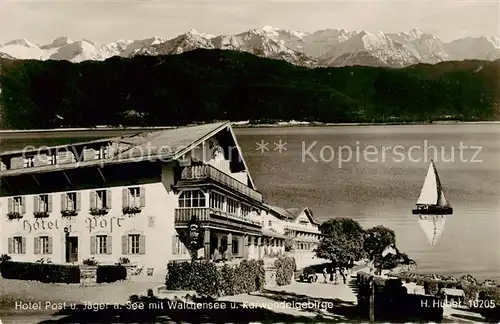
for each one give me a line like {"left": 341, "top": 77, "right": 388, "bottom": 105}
{"left": 412, "top": 206, "right": 453, "bottom": 215}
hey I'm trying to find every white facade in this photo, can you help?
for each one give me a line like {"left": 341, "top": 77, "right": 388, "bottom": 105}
{"left": 0, "top": 122, "right": 322, "bottom": 276}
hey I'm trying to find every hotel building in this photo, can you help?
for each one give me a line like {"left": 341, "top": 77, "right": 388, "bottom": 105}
{"left": 0, "top": 122, "right": 321, "bottom": 275}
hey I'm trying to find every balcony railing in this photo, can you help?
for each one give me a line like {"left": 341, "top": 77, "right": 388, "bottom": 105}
{"left": 284, "top": 224, "right": 321, "bottom": 234}
{"left": 175, "top": 207, "right": 261, "bottom": 226}
{"left": 179, "top": 165, "right": 263, "bottom": 202}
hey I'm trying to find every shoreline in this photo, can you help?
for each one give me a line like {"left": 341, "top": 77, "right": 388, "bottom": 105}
{"left": 0, "top": 120, "right": 499, "bottom": 134}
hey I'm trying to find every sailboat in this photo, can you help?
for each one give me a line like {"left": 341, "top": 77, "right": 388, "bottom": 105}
{"left": 412, "top": 160, "right": 453, "bottom": 246}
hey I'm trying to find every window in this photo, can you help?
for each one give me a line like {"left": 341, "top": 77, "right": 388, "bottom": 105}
{"left": 241, "top": 204, "right": 252, "bottom": 216}
{"left": 12, "top": 197, "right": 23, "bottom": 213}
{"left": 96, "top": 190, "right": 109, "bottom": 209}
{"left": 128, "top": 187, "right": 141, "bottom": 207}
{"left": 128, "top": 234, "right": 140, "bottom": 254}
{"left": 12, "top": 236, "right": 23, "bottom": 254}
{"left": 232, "top": 239, "right": 239, "bottom": 255}
{"left": 49, "top": 154, "right": 57, "bottom": 165}
{"left": 209, "top": 191, "right": 225, "bottom": 210}
{"left": 172, "top": 235, "right": 187, "bottom": 254}
{"left": 65, "top": 192, "right": 77, "bottom": 210}
{"left": 268, "top": 220, "right": 272, "bottom": 227}
{"left": 37, "top": 195, "right": 49, "bottom": 212}
{"left": 226, "top": 197, "right": 239, "bottom": 215}
{"left": 24, "top": 156, "right": 35, "bottom": 168}
{"left": 95, "top": 145, "right": 109, "bottom": 159}
{"left": 38, "top": 236, "right": 50, "bottom": 254}
{"left": 96, "top": 235, "right": 108, "bottom": 254}
{"left": 179, "top": 190, "right": 206, "bottom": 208}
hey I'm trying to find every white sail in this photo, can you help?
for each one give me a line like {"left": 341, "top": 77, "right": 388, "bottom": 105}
{"left": 416, "top": 162, "right": 438, "bottom": 205}
{"left": 418, "top": 216, "right": 446, "bottom": 246}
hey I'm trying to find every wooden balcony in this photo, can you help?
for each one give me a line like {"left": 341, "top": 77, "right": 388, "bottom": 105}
{"left": 174, "top": 207, "right": 262, "bottom": 233}
{"left": 284, "top": 224, "right": 321, "bottom": 234}
{"left": 178, "top": 165, "right": 263, "bottom": 202}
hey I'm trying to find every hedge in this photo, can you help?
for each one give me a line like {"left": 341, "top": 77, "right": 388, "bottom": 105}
{"left": 96, "top": 265, "right": 127, "bottom": 283}
{"left": 391, "top": 271, "right": 500, "bottom": 305}
{"left": 273, "top": 256, "right": 296, "bottom": 286}
{"left": 166, "top": 259, "right": 265, "bottom": 297}
{"left": 356, "top": 271, "right": 443, "bottom": 322}
{"left": 0, "top": 261, "right": 80, "bottom": 284}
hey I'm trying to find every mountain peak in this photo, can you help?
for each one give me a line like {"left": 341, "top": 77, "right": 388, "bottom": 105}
{"left": 50, "top": 36, "right": 73, "bottom": 47}
{"left": 4, "top": 38, "right": 37, "bottom": 48}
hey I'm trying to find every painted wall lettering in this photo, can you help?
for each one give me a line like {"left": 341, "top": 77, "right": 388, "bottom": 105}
{"left": 23, "top": 219, "right": 63, "bottom": 234}
{"left": 85, "top": 217, "right": 124, "bottom": 234}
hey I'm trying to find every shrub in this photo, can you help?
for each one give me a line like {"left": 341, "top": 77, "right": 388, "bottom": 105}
{"left": 96, "top": 265, "right": 127, "bottom": 283}
{"left": 166, "top": 259, "right": 265, "bottom": 297}
{"left": 0, "top": 261, "right": 80, "bottom": 283}
{"left": 82, "top": 257, "right": 98, "bottom": 266}
{"left": 0, "top": 254, "right": 12, "bottom": 263}
{"left": 274, "top": 256, "right": 296, "bottom": 286}
{"left": 61, "top": 209, "right": 78, "bottom": 217}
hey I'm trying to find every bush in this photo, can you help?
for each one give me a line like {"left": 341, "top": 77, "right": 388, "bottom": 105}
{"left": 0, "top": 261, "right": 80, "bottom": 283}
{"left": 0, "top": 254, "right": 12, "bottom": 263}
{"left": 82, "top": 257, "right": 98, "bottom": 266}
{"left": 96, "top": 265, "right": 127, "bottom": 283}
{"left": 356, "top": 271, "right": 443, "bottom": 322}
{"left": 166, "top": 259, "right": 265, "bottom": 297}
{"left": 273, "top": 256, "right": 296, "bottom": 286}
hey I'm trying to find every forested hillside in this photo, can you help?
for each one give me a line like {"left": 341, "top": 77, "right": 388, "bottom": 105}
{"left": 0, "top": 49, "right": 498, "bottom": 129}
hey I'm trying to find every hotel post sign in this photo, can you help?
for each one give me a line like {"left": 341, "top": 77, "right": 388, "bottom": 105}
{"left": 187, "top": 215, "right": 203, "bottom": 258}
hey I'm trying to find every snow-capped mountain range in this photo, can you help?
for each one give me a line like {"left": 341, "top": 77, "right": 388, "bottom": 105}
{"left": 1, "top": 26, "right": 499, "bottom": 68}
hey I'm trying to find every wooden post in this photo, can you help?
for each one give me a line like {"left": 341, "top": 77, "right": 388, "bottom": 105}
{"left": 227, "top": 233, "right": 233, "bottom": 260}
{"left": 204, "top": 228, "right": 211, "bottom": 261}
{"left": 257, "top": 237, "right": 263, "bottom": 260}
{"left": 243, "top": 234, "right": 249, "bottom": 259}
{"left": 369, "top": 275, "right": 375, "bottom": 322}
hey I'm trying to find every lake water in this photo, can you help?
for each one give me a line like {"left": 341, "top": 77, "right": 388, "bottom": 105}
{"left": 1, "top": 124, "right": 499, "bottom": 282}
{"left": 235, "top": 124, "right": 500, "bottom": 282}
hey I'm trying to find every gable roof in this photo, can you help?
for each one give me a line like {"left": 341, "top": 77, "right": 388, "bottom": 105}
{"left": 289, "top": 207, "right": 321, "bottom": 225}
{"left": 0, "top": 122, "right": 257, "bottom": 188}
{"left": 265, "top": 204, "right": 321, "bottom": 225}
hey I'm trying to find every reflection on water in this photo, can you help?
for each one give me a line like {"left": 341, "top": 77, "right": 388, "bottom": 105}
{"left": 235, "top": 124, "right": 500, "bottom": 282}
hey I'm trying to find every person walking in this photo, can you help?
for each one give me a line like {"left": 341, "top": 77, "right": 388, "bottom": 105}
{"left": 322, "top": 267, "right": 328, "bottom": 283}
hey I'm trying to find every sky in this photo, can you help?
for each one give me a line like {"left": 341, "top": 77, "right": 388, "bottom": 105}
{"left": 1, "top": 0, "right": 499, "bottom": 45}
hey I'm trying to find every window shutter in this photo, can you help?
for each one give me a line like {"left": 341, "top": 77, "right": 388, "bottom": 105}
{"left": 7, "top": 237, "right": 12, "bottom": 254}
{"left": 7, "top": 198, "right": 12, "bottom": 213}
{"left": 34, "top": 237, "right": 40, "bottom": 255}
{"left": 90, "top": 191, "right": 96, "bottom": 209}
{"left": 22, "top": 237, "right": 26, "bottom": 254}
{"left": 61, "top": 193, "right": 66, "bottom": 211}
{"left": 122, "top": 235, "right": 128, "bottom": 255}
{"left": 172, "top": 235, "right": 177, "bottom": 254}
{"left": 76, "top": 192, "right": 81, "bottom": 211}
{"left": 139, "top": 187, "right": 146, "bottom": 207}
{"left": 47, "top": 195, "right": 53, "bottom": 212}
{"left": 106, "top": 189, "right": 112, "bottom": 209}
{"left": 122, "top": 188, "right": 128, "bottom": 208}
{"left": 48, "top": 237, "right": 53, "bottom": 254}
{"left": 107, "top": 235, "right": 113, "bottom": 255}
{"left": 139, "top": 235, "right": 146, "bottom": 254}
{"left": 21, "top": 197, "right": 26, "bottom": 214}
{"left": 34, "top": 196, "right": 39, "bottom": 213}
{"left": 90, "top": 236, "right": 96, "bottom": 255}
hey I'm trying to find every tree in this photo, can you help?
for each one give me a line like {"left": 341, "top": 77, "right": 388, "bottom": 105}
{"left": 315, "top": 218, "right": 365, "bottom": 278}
{"left": 363, "top": 225, "right": 396, "bottom": 259}
{"left": 363, "top": 225, "right": 416, "bottom": 273}
{"left": 284, "top": 237, "right": 295, "bottom": 252}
